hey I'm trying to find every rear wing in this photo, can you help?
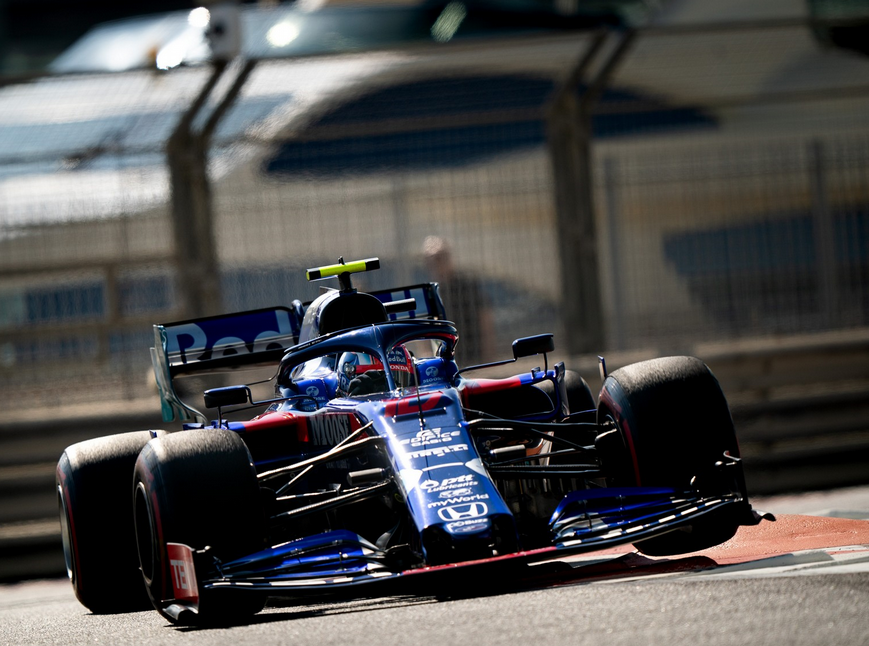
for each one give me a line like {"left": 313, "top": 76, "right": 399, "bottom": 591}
{"left": 372, "top": 283, "right": 447, "bottom": 322}
{"left": 151, "top": 305, "right": 304, "bottom": 423}
{"left": 151, "top": 283, "right": 445, "bottom": 423}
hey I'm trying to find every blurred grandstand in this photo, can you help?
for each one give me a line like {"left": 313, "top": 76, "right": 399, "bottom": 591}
{"left": 0, "top": 0, "right": 868, "bottom": 413}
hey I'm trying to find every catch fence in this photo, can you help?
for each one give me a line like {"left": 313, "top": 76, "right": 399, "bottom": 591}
{"left": 1, "top": 19, "right": 868, "bottom": 411}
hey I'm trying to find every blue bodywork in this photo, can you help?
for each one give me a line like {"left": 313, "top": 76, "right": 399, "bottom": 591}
{"left": 148, "top": 278, "right": 750, "bottom": 617}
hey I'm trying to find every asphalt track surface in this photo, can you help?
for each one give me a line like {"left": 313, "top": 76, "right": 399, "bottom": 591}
{"left": 2, "top": 488, "right": 868, "bottom": 646}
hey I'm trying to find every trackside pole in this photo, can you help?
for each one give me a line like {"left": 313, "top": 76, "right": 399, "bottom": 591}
{"left": 547, "top": 29, "right": 635, "bottom": 355}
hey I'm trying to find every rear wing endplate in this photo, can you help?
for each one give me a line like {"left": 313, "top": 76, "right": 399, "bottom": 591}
{"left": 372, "top": 283, "right": 446, "bottom": 322}
{"left": 151, "top": 305, "right": 303, "bottom": 423}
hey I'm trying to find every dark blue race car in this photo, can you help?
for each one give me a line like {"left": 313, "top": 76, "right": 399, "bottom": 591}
{"left": 56, "top": 257, "right": 770, "bottom": 624}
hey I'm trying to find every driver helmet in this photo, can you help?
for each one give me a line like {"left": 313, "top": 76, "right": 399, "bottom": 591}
{"left": 336, "top": 351, "right": 382, "bottom": 395}
{"left": 336, "top": 345, "right": 415, "bottom": 395}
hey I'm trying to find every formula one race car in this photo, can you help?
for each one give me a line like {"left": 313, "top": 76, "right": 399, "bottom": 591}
{"left": 56, "top": 257, "right": 769, "bottom": 624}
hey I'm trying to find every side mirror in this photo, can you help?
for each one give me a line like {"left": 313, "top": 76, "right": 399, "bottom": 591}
{"left": 512, "top": 334, "right": 554, "bottom": 360}
{"left": 204, "top": 385, "right": 251, "bottom": 409}
{"left": 454, "top": 333, "right": 556, "bottom": 382}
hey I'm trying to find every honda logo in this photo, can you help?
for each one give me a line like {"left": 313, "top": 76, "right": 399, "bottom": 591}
{"left": 437, "top": 502, "right": 488, "bottom": 522}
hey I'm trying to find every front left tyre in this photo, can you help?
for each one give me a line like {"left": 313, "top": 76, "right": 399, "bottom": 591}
{"left": 56, "top": 430, "right": 167, "bottom": 613}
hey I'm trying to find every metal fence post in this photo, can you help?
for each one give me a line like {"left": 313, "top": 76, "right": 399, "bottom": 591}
{"left": 167, "top": 62, "right": 226, "bottom": 320}
{"left": 809, "top": 139, "right": 839, "bottom": 328}
{"left": 603, "top": 155, "right": 626, "bottom": 350}
{"left": 166, "top": 58, "right": 256, "bottom": 319}
{"left": 547, "top": 29, "right": 635, "bottom": 355}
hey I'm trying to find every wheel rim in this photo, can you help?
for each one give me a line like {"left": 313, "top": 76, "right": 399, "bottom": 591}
{"left": 57, "top": 484, "right": 75, "bottom": 582}
{"left": 134, "top": 482, "right": 156, "bottom": 583}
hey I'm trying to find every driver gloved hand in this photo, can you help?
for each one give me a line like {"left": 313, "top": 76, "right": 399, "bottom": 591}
{"left": 348, "top": 370, "right": 387, "bottom": 396}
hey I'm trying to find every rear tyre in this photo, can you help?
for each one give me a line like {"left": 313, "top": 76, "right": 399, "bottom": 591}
{"left": 133, "top": 429, "right": 266, "bottom": 624}
{"left": 563, "top": 370, "right": 596, "bottom": 416}
{"left": 56, "top": 430, "right": 167, "bottom": 613}
{"left": 597, "top": 356, "right": 748, "bottom": 556}
{"left": 536, "top": 369, "right": 596, "bottom": 418}
{"left": 539, "top": 370, "right": 596, "bottom": 465}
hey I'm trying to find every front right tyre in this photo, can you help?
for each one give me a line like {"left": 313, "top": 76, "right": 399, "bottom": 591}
{"left": 133, "top": 428, "right": 266, "bottom": 624}
{"left": 597, "top": 356, "right": 749, "bottom": 556}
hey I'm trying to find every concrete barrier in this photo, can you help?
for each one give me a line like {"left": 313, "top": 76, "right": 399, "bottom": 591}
{"left": 566, "top": 329, "right": 869, "bottom": 496}
{"left": 0, "top": 401, "right": 167, "bottom": 581}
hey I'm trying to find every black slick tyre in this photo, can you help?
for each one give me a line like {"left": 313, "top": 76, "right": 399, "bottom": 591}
{"left": 133, "top": 428, "right": 266, "bottom": 624}
{"left": 56, "top": 430, "right": 167, "bottom": 613}
{"left": 596, "top": 356, "right": 748, "bottom": 556}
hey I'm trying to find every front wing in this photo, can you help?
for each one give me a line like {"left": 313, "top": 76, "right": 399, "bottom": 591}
{"left": 160, "top": 488, "right": 744, "bottom": 619}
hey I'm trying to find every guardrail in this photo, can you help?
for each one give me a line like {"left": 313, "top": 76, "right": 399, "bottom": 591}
{"left": 0, "top": 402, "right": 166, "bottom": 582}
{"left": 569, "top": 328, "right": 869, "bottom": 495}
{"left": 703, "top": 329, "right": 869, "bottom": 494}
{"left": 1, "top": 328, "right": 867, "bottom": 582}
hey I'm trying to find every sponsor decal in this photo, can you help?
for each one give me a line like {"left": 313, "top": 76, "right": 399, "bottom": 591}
{"left": 437, "top": 502, "right": 488, "bottom": 522}
{"left": 446, "top": 518, "right": 490, "bottom": 534}
{"left": 439, "top": 487, "right": 472, "bottom": 498}
{"left": 416, "top": 359, "right": 446, "bottom": 386}
{"left": 294, "top": 377, "right": 330, "bottom": 405}
{"left": 419, "top": 474, "right": 477, "bottom": 493}
{"left": 170, "top": 560, "right": 191, "bottom": 591}
{"left": 308, "top": 414, "right": 352, "bottom": 446}
{"left": 427, "top": 493, "right": 489, "bottom": 509}
{"left": 407, "top": 443, "right": 468, "bottom": 460}
{"left": 399, "top": 428, "right": 462, "bottom": 448}
{"left": 166, "top": 543, "right": 199, "bottom": 604}
{"left": 384, "top": 393, "right": 444, "bottom": 417}
{"left": 165, "top": 309, "right": 295, "bottom": 365}
{"left": 387, "top": 347, "right": 411, "bottom": 372}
